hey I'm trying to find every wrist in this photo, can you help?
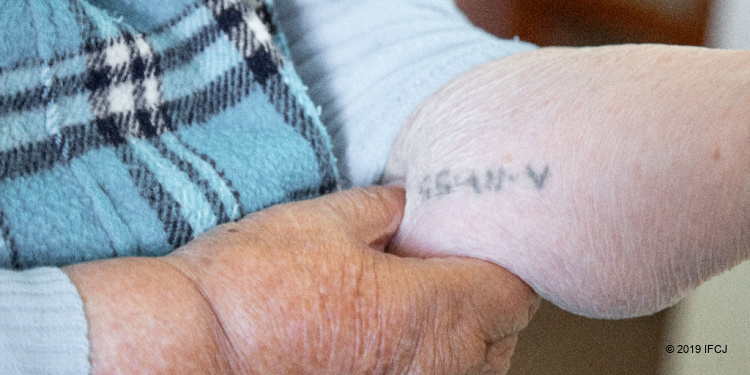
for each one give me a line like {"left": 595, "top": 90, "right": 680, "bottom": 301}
{"left": 62, "top": 257, "right": 233, "bottom": 374}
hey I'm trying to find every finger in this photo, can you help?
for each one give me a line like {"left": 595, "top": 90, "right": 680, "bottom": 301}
{"left": 380, "top": 254, "right": 539, "bottom": 373}
{"left": 435, "top": 257, "right": 539, "bottom": 340}
{"left": 316, "top": 186, "right": 406, "bottom": 250}
{"left": 463, "top": 335, "right": 518, "bottom": 375}
{"left": 484, "top": 335, "right": 518, "bottom": 374}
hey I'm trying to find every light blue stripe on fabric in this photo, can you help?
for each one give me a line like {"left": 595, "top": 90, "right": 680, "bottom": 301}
{"left": 79, "top": 148, "right": 170, "bottom": 257}
{"left": 54, "top": 92, "right": 93, "bottom": 129}
{"left": 68, "top": 158, "right": 138, "bottom": 257}
{"left": 0, "top": 55, "right": 86, "bottom": 95}
{"left": 128, "top": 138, "right": 217, "bottom": 235}
{"left": 0, "top": 165, "right": 116, "bottom": 267}
{"left": 0, "top": 0, "right": 37, "bottom": 67}
{"left": 77, "top": 0, "right": 129, "bottom": 40}
{"left": 43, "top": 89, "right": 93, "bottom": 138}
{"left": 49, "top": 52, "right": 88, "bottom": 78}
{"left": 161, "top": 34, "right": 244, "bottom": 101}
{"left": 177, "top": 91, "right": 320, "bottom": 214}
{"left": 149, "top": 5, "right": 214, "bottom": 54}
{"left": 41, "top": 67, "right": 59, "bottom": 137}
{"left": 0, "top": 109, "right": 46, "bottom": 152}
{"left": 85, "top": 0, "right": 196, "bottom": 33}
{"left": 44, "top": 101, "right": 60, "bottom": 139}
{"left": 28, "top": 0, "right": 83, "bottom": 61}
{"left": 0, "top": 92, "right": 91, "bottom": 152}
{"left": 161, "top": 134, "right": 241, "bottom": 221}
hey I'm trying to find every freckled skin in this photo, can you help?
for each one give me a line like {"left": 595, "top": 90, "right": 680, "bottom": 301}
{"left": 384, "top": 45, "right": 750, "bottom": 319}
{"left": 63, "top": 187, "right": 539, "bottom": 374}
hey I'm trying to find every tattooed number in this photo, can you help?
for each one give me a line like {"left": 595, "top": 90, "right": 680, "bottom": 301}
{"left": 419, "top": 164, "right": 550, "bottom": 201}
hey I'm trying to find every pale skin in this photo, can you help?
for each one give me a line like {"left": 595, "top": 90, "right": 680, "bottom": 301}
{"left": 63, "top": 186, "right": 539, "bottom": 374}
{"left": 384, "top": 44, "right": 750, "bottom": 319}
{"left": 60, "top": 44, "right": 750, "bottom": 373}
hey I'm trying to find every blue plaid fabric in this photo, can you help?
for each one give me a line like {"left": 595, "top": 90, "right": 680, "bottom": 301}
{"left": 0, "top": 0, "right": 338, "bottom": 269}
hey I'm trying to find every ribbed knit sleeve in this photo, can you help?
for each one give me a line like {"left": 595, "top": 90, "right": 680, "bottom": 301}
{"left": 275, "top": 0, "right": 537, "bottom": 187}
{"left": 0, "top": 268, "right": 90, "bottom": 375}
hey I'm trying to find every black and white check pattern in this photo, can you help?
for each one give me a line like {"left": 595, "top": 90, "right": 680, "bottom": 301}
{"left": 85, "top": 32, "right": 172, "bottom": 143}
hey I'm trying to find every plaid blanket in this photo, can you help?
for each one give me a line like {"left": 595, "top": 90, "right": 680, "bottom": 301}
{"left": 0, "top": 0, "right": 338, "bottom": 269}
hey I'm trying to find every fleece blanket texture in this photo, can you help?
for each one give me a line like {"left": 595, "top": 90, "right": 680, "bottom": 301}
{"left": 0, "top": 0, "right": 338, "bottom": 269}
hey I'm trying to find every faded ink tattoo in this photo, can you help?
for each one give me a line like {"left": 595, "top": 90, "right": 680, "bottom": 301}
{"left": 418, "top": 164, "right": 550, "bottom": 201}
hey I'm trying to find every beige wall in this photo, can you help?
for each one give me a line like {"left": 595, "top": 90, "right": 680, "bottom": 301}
{"left": 663, "top": 262, "right": 750, "bottom": 374}
{"left": 663, "top": 3, "right": 750, "bottom": 374}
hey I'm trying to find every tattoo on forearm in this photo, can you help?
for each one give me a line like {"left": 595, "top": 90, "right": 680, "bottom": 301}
{"left": 418, "top": 164, "right": 550, "bottom": 201}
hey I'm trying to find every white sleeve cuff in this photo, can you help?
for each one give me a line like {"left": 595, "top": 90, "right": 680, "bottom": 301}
{"left": 275, "top": 0, "right": 537, "bottom": 186}
{"left": 0, "top": 268, "right": 90, "bottom": 375}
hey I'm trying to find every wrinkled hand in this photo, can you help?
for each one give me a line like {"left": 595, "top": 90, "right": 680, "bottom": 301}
{"left": 64, "top": 186, "right": 538, "bottom": 374}
{"left": 383, "top": 45, "right": 750, "bottom": 318}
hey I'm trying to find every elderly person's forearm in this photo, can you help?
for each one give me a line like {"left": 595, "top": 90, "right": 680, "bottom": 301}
{"left": 384, "top": 44, "right": 750, "bottom": 318}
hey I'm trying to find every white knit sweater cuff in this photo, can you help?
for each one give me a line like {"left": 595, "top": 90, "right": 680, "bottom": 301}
{"left": 0, "top": 268, "right": 90, "bottom": 375}
{"left": 275, "top": 0, "right": 537, "bottom": 187}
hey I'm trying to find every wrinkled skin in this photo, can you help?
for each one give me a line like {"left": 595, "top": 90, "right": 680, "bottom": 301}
{"left": 64, "top": 186, "right": 539, "bottom": 374}
{"left": 383, "top": 45, "right": 750, "bottom": 318}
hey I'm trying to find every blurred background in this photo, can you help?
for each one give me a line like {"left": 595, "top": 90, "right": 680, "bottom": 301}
{"left": 459, "top": 0, "right": 710, "bottom": 46}
{"left": 453, "top": 0, "right": 750, "bottom": 374}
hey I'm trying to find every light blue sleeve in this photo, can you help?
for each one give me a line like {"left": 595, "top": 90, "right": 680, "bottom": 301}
{"left": 0, "top": 268, "right": 90, "bottom": 375}
{"left": 274, "top": 0, "right": 537, "bottom": 187}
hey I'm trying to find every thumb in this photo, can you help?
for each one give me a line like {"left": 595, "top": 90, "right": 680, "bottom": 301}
{"left": 315, "top": 186, "right": 406, "bottom": 250}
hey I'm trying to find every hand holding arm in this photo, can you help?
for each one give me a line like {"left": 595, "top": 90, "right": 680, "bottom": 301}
{"left": 383, "top": 44, "right": 750, "bottom": 318}
{"left": 63, "top": 186, "right": 538, "bottom": 374}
